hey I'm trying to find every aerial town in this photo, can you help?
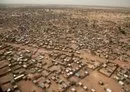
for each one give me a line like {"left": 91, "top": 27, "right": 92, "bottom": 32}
{"left": 0, "top": 6, "right": 130, "bottom": 92}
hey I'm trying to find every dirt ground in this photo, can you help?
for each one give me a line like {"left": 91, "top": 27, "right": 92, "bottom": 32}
{"left": 1, "top": 42, "right": 128, "bottom": 92}
{"left": 0, "top": 7, "right": 130, "bottom": 92}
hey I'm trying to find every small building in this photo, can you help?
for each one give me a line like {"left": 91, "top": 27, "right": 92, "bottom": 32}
{"left": 119, "top": 81, "right": 124, "bottom": 86}
{"left": 71, "top": 88, "right": 76, "bottom": 92}
{"left": 83, "top": 86, "right": 88, "bottom": 90}
{"left": 78, "top": 82, "right": 83, "bottom": 86}
{"left": 14, "top": 74, "right": 24, "bottom": 81}
{"left": 106, "top": 88, "right": 112, "bottom": 92}
{"left": 91, "top": 89, "right": 96, "bottom": 92}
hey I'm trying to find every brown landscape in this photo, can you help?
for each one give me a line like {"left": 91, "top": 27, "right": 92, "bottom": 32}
{"left": 0, "top": 5, "right": 130, "bottom": 92}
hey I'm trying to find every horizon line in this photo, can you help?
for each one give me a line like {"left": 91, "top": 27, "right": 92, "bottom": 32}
{"left": 0, "top": 3, "right": 130, "bottom": 9}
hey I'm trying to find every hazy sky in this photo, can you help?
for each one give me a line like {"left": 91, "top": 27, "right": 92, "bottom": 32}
{"left": 0, "top": 0, "right": 130, "bottom": 7}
